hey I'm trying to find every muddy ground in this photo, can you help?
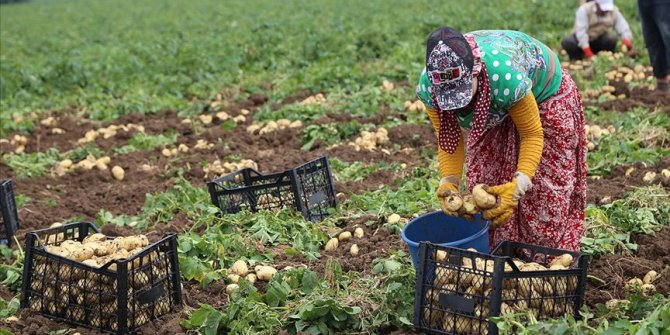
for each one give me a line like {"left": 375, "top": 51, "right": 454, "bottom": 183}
{"left": 1, "top": 85, "right": 668, "bottom": 334}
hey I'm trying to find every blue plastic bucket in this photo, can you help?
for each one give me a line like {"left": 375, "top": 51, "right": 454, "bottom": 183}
{"left": 401, "top": 211, "right": 491, "bottom": 269}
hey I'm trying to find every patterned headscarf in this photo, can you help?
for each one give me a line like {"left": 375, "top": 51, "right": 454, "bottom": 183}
{"left": 430, "top": 35, "right": 491, "bottom": 153}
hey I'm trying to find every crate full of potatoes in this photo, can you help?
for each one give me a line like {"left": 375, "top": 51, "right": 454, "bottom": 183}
{"left": 20, "top": 222, "right": 182, "bottom": 334}
{"left": 413, "top": 241, "right": 589, "bottom": 335}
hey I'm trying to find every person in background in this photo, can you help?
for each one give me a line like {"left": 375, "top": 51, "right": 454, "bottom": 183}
{"left": 561, "top": 0, "right": 634, "bottom": 60}
{"left": 638, "top": 0, "right": 670, "bottom": 95}
{"left": 417, "top": 27, "right": 587, "bottom": 251}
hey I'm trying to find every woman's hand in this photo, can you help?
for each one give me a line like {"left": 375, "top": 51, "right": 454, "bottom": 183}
{"left": 437, "top": 176, "right": 460, "bottom": 217}
{"left": 482, "top": 178, "right": 519, "bottom": 227}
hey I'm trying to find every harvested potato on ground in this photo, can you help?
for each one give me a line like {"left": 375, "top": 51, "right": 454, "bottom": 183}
{"left": 641, "top": 283, "right": 656, "bottom": 296}
{"left": 338, "top": 231, "right": 352, "bottom": 241}
{"left": 226, "top": 284, "right": 239, "bottom": 294}
{"left": 111, "top": 166, "right": 125, "bottom": 181}
{"left": 324, "top": 238, "right": 339, "bottom": 251}
{"left": 245, "top": 273, "right": 257, "bottom": 284}
{"left": 229, "top": 260, "right": 249, "bottom": 277}
{"left": 353, "top": 227, "right": 364, "bottom": 238}
{"left": 227, "top": 274, "right": 240, "bottom": 284}
{"left": 387, "top": 213, "right": 401, "bottom": 224}
{"left": 256, "top": 266, "right": 277, "bottom": 281}
{"left": 350, "top": 244, "right": 359, "bottom": 256}
{"left": 472, "top": 184, "right": 496, "bottom": 209}
{"left": 643, "top": 270, "right": 658, "bottom": 284}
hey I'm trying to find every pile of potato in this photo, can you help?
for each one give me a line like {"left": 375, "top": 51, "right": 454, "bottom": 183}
{"left": 323, "top": 227, "right": 365, "bottom": 256}
{"left": 299, "top": 93, "right": 326, "bottom": 106}
{"left": 403, "top": 100, "right": 426, "bottom": 112}
{"left": 440, "top": 184, "right": 498, "bottom": 217}
{"left": 425, "top": 249, "right": 579, "bottom": 334}
{"left": 581, "top": 85, "right": 626, "bottom": 102}
{"left": 224, "top": 260, "right": 278, "bottom": 293}
{"left": 40, "top": 116, "right": 66, "bottom": 134}
{"left": 77, "top": 123, "right": 145, "bottom": 145}
{"left": 161, "top": 143, "right": 190, "bottom": 157}
{"left": 585, "top": 124, "right": 616, "bottom": 151}
{"left": 52, "top": 155, "right": 113, "bottom": 177}
{"left": 0, "top": 134, "right": 29, "bottom": 154}
{"left": 246, "top": 119, "right": 303, "bottom": 135}
{"left": 29, "top": 229, "right": 172, "bottom": 331}
{"left": 203, "top": 159, "right": 258, "bottom": 178}
{"left": 381, "top": 80, "right": 394, "bottom": 91}
{"left": 348, "top": 128, "right": 389, "bottom": 151}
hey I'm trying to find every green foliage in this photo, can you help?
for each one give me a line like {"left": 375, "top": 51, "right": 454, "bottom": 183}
{"left": 586, "top": 109, "right": 670, "bottom": 176}
{"left": 287, "top": 299, "right": 362, "bottom": 334}
{"left": 2, "top": 148, "right": 61, "bottom": 178}
{"left": 301, "top": 121, "right": 371, "bottom": 151}
{"left": 0, "top": 296, "right": 20, "bottom": 318}
{"left": 2, "top": 0, "right": 639, "bottom": 135}
{"left": 493, "top": 294, "right": 670, "bottom": 335}
{"left": 330, "top": 158, "right": 403, "bottom": 183}
{"left": 346, "top": 175, "right": 437, "bottom": 217}
{"left": 581, "top": 186, "right": 670, "bottom": 256}
{"left": 0, "top": 245, "right": 23, "bottom": 292}
{"left": 113, "top": 131, "right": 178, "bottom": 155}
{"left": 64, "top": 144, "right": 103, "bottom": 162}
{"left": 180, "top": 303, "right": 224, "bottom": 335}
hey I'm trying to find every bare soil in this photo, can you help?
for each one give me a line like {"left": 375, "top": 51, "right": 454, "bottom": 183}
{"left": 585, "top": 226, "right": 670, "bottom": 307}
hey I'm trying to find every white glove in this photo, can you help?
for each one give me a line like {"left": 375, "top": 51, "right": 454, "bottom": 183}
{"left": 513, "top": 172, "right": 533, "bottom": 200}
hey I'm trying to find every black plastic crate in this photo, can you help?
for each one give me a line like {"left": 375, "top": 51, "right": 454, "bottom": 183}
{"left": 414, "top": 241, "right": 589, "bottom": 335}
{"left": 208, "top": 156, "right": 336, "bottom": 222}
{"left": 20, "top": 222, "right": 182, "bottom": 334}
{"left": 0, "top": 179, "right": 19, "bottom": 246}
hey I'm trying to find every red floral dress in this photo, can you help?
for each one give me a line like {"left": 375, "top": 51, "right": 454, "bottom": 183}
{"left": 466, "top": 70, "right": 587, "bottom": 251}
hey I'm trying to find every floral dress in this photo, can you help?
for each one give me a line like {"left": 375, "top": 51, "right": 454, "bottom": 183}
{"left": 417, "top": 30, "right": 587, "bottom": 251}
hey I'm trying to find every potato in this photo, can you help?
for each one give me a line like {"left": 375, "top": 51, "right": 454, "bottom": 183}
{"left": 256, "top": 266, "right": 277, "bottom": 281}
{"left": 227, "top": 274, "right": 240, "bottom": 284}
{"left": 444, "top": 194, "right": 463, "bottom": 212}
{"left": 662, "top": 169, "right": 670, "bottom": 179}
{"left": 436, "top": 250, "right": 447, "bottom": 262}
{"left": 226, "top": 284, "right": 239, "bottom": 294}
{"left": 245, "top": 273, "right": 257, "bottom": 284}
{"left": 114, "top": 235, "right": 148, "bottom": 251}
{"left": 111, "top": 166, "right": 125, "bottom": 181}
{"left": 643, "top": 270, "right": 658, "bottom": 284}
{"left": 45, "top": 245, "right": 71, "bottom": 259}
{"left": 350, "top": 244, "right": 359, "bottom": 256}
{"left": 353, "top": 227, "right": 364, "bottom": 238}
{"left": 324, "top": 238, "right": 339, "bottom": 251}
{"left": 83, "top": 233, "right": 107, "bottom": 244}
{"left": 641, "top": 283, "right": 656, "bottom": 296}
{"left": 132, "top": 271, "right": 150, "bottom": 288}
{"left": 69, "top": 245, "right": 95, "bottom": 261}
{"left": 154, "top": 299, "right": 171, "bottom": 316}
{"left": 549, "top": 254, "right": 573, "bottom": 268}
{"left": 387, "top": 213, "right": 401, "bottom": 224}
{"left": 472, "top": 184, "right": 496, "bottom": 209}
{"left": 643, "top": 172, "right": 657, "bottom": 183}
{"left": 462, "top": 195, "right": 478, "bottom": 215}
{"left": 626, "top": 278, "right": 644, "bottom": 291}
{"left": 92, "top": 240, "right": 117, "bottom": 257}
{"left": 229, "top": 260, "right": 249, "bottom": 277}
{"left": 338, "top": 231, "right": 352, "bottom": 241}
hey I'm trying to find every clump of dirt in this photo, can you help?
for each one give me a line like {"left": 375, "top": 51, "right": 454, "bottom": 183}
{"left": 587, "top": 157, "right": 670, "bottom": 204}
{"left": 584, "top": 226, "right": 670, "bottom": 307}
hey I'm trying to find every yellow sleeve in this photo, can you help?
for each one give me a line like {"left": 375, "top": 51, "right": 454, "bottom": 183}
{"left": 425, "top": 107, "right": 464, "bottom": 178}
{"left": 508, "top": 93, "right": 544, "bottom": 178}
